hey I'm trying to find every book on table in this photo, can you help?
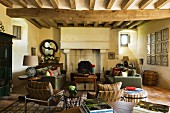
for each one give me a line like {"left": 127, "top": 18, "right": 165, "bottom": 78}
{"left": 80, "top": 98, "right": 114, "bottom": 113}
{"left": 133, "top": 101, "right": 170, "bottom": 113}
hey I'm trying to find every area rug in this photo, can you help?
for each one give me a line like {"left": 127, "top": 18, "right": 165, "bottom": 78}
{"left": 0, "top": 100, "right": 65, "bottom": 113}
{"left": 0, "top": 91, "right": 87, "bottom": 113}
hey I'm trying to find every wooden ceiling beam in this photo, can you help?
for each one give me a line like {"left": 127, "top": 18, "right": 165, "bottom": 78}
{"left": 17, "top": 0, "right": 28, "bottom": 8}
{"left": 112, "top": 21, "right": 123, "bottom": 27}
{"left": 43, "top": 19, "right": 57, "bottom": 27}
{"left": 94, "top": 22, "right": 99, "bottom": 27}
{"left": 106, "top": 0, "right": 115, "bottom": 9}
{"left": 49, "top": 0, "right": 59, "bottom": 8}
{"left": 104, "top": 22, "right": 110, "bottom": 27}
{"left": 74, "top": 22, "right": 78, "bottom": 27}
{"left": 30, "top": 0, "right": 43, "bottom": 8}
{"left": 89, "top": 0, "right": 95, "bottom": 10}
{"left": 0, "top": 0, "right": 13, "bottom": 7}
{"left": 69, "top": 0, "right": 76, "bottom": 9}
{"left": 128, "top": 20, "right": 144, "bottom": 29}
{"left": 154, "top": 0, "right": 170, "bottom": 9}
{"left": 26, "top": 18, "right": 42, "bottom": 29}
{"left": 35, "top": 19, "right": 50, "bottom": 28}
{"left": 139, "top": 0, "right": 153, "bottom": 9}
{"left": 121, "top": 0, "right": 134, "bottom": 10}
{"left": 120, "top": 21, "right": 133, "bottom": 28}
{"left": 7, "top": 8, "right": 170, "bottom": 21}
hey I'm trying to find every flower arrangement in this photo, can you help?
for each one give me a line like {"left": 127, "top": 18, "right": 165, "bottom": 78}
{"left": 68, "top": 85, "right": 77, "bottom": 95}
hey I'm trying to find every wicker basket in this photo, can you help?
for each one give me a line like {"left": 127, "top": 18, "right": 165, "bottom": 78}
{"left": 142, "top": 70, "right": 158, "bottom": 86}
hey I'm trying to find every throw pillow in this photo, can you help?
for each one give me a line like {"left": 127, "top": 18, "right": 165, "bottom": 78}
{"left": 121, "top": 71, "right": 128, "bottom": 77}
{"left": 97, "top": 82, "right": 122, "bottom": 91}
{"left": 46, "top": 71, "right": 51, "bottom": 76}
{"left": 49, "top": 69, "right": 59, "bottom": 76}
{"left": 57, "top": 67, "right": 61, "bottom": 74}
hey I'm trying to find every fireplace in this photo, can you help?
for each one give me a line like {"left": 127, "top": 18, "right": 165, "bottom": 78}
{"left": 60, "top": 27, "right": 110, "bottom": 81}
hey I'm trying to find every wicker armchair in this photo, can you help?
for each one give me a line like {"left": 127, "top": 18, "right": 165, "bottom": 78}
{"left": 87, "top": 82, "right": 125, "bottom": 102}
{"left": 25, "top": 81, "right": 64, "bottom": 112}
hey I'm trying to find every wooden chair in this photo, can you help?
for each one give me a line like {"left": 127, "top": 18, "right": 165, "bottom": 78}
{"left": 25, "top": 81, "right": 64, "bottom": 112}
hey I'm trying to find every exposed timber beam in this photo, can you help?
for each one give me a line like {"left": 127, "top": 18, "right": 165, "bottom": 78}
{"left": 94, "top": 22, "right": 99, "bottom": 27}
{"left": 69, "top": 0, "right": 76, "bottom": 9}
{"left": 0, "top": 0, "right": 13, "bottom": 7}
{"left": 35, "top": 19, "right": 50, "bottom": 28}
{"left": 89, "top": 0, "right": 95, "bottom": 10}
{"left": 139, "top": 0, "right": 153, "bottom": 9}
{"left": 128, "top": 20, "right": 145, "bottom": 29}
{"left": 13, "top": 0, "right": 27, "bottom": 8}
{"left": 154, "top": 0, "right": 170, "bottom": 9}
{"left": 30, "top": 0, "right": 43, "bottom": 8}
{"left": 74, "top": 22, "right": 78, "bottom": 27}
{"left": 121, "top": 0, "right": 134, "bottom": 10}
{"left": 49, "top": 0, "right": 59, "bottom": 8}
{"left": 7, "top": 8, "right": 170, "bottom": 21}
{"left": 43, "top": 19, "right": 58, "bottom": 27}
{"left": 112, "top": 21, "right": 123, "bottom": 27}
{"left": 26, "top": 18, "right": 42, "bottom": 29}
{"left": 120, "top": 21, "right": 133, "bottom": 28}
{"left": 106, "top": 0, "right": 115, "bottom": 9}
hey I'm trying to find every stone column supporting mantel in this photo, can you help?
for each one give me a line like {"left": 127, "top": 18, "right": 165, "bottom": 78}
{"left": 63, "top": 49, "right": 70, "bottom": 81}
{"left": 100, "top": 49, "right": 107, "bottom": 81}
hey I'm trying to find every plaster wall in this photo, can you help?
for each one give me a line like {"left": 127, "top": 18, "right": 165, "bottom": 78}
{"left": 0, "top": 4, "right": 40, "bottom": 89}
{"left": 137, "top": 19, "right": 170, "bottom": 89}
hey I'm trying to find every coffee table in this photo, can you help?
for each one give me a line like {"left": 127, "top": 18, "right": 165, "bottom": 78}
{"left": 60, "top": 101, "right": 136, "bottom": 113}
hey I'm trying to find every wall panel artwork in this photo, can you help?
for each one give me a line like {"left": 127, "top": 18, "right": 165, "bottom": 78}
{"left": 147, "top": 28, "right": 169, "bottom": 66}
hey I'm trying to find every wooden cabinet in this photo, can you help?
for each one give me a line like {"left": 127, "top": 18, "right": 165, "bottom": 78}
{"left": 0, "top": 32, "right": 14, "bottom": 97}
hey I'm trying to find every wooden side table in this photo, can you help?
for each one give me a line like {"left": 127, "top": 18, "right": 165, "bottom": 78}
{"left": 64, "top": 91, "right": 81, "bottom": 109}
{"left": 74, "top": 75, "right": 97, "bottom": 91}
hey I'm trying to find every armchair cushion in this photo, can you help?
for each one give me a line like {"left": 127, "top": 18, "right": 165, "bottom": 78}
{"left": 97, "top": 82, "right": 122, "bottom": 91}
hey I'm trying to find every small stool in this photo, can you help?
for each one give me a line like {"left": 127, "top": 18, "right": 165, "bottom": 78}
{"left": 124, "top": 88, "right": 148, "bottom": 103}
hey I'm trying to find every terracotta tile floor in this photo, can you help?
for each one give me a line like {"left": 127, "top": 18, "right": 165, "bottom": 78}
{"left": 0, "top": 85, "right": 170, "bottom": 111}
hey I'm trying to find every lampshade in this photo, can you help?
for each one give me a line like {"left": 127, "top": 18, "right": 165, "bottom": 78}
{"left": 23, "top": 55, "right": 39, "bottom": 66}
{"left": 123, "top": 56, "right": 129, "bottom": 61}
{"left": 139, "top": 58, "right": 144, "bottom": 65}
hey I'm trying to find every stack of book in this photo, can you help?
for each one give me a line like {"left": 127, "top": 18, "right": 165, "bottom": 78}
{"left": 80, "top": 99, "right": 114, "bottom": 113}
{"left": 133, "top": 101, "right": 170, "bottom": 113}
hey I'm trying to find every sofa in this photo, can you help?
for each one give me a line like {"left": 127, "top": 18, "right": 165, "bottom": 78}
{"left": 35, "top": 65, "right": 66, "bottom": 90}
{"left": 104, "top": 67, "right": 142, "bottom": 88}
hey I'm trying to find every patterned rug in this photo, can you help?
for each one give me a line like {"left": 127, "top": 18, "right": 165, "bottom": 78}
{"left": 0, "top": 91, "right": 87, "bottom": 113}
{"left": 0, "top": 100, "right": 65, "bottom": 113}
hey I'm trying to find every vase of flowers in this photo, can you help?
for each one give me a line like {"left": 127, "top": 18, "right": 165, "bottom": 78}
{"left": 68, "top": 85, "right": 77, "bottom": 96}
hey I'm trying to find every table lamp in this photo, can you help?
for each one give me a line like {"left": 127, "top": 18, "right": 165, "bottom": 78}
{"left": 23, "top": 55, "right": 39, "bottom": 77}
{"left": 123, "top": 56, "right": 129, "bottom": 67}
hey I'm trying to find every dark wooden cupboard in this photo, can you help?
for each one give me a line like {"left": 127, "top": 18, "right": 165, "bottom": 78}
{"left": 0, "top": 32, "right": 14, "bottom": 97}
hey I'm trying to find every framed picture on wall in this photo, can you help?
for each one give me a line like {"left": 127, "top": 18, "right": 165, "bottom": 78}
{"left": 151, "top": 44, "right": 155, "bottom": 54}
{"left": 162, "top": 28, "right": 169, "bottom": 41}
{"left": 162, "top": 41, "right": 168, "bottom": 53}
{"left": 156, "top": 42, "right": 162, "bottom": 54}
{"left": 155, "top": 31, "right": 162, "bottom": 42}
{"left": 147, "top": 55, "right": 151, "bottom": 64}
{"left": 147, "top": 34, "right": 150, "bottom": 44}
{"left": 108, "top": 52, "right": 115, "bottom": 60}
{"left": 150, "top": 33, "right": 155, "bottom": 43}
{"left": 156, "top": 55, "right": 161, "bottom": 65}
{"left": 151, "top": 55, "right": 156, "bottom": 65}
{"left": 161, "top": 54, "right": 168, "bottom": 66}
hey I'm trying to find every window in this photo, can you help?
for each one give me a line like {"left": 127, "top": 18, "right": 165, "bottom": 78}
{"left": 120, "top": 34, "right": 130, "bottom": 47}
{"left": 13, "top": 25, "right": 21, "bottom": 39}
